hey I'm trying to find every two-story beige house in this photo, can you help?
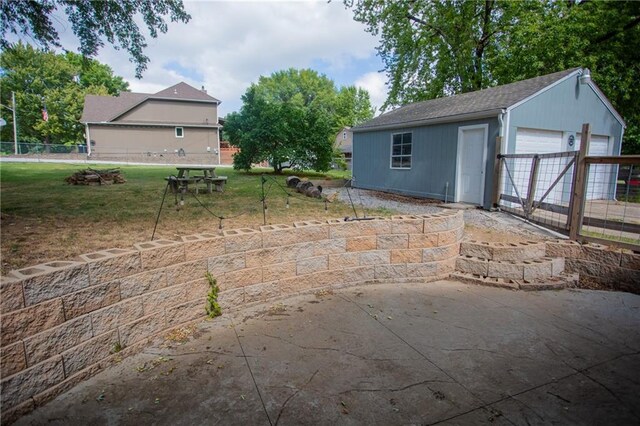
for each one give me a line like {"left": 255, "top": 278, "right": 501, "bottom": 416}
{"left": 80, "top": 82, "right": 221, "bottom": 163}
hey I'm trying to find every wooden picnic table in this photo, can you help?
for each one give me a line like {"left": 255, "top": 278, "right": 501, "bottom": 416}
{"left": 165, "top": 166, "right": 227, "bottom": 194}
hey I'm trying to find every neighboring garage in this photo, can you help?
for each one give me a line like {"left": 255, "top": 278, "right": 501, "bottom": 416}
{"left": 352, "top": 68, "right": 626, "bottom": 210}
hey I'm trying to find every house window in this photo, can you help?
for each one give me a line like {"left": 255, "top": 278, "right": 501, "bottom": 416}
{"left": 391, "top": 132, "right": 412, "bottom": 169}
{"left": 175, "top": 127, "right": 184, "bottom": 138}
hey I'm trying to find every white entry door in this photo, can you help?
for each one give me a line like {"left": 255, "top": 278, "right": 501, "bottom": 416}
{"left": 457, "top": 125, "right": 488, "bottom": 205}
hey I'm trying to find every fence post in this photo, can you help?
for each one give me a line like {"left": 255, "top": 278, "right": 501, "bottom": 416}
{"left": 569, "top": 123, "right": 591, "bottom": 240}
{"left": 492, "top": 136, "right": 503, "bottom": 208}
{"left": 525, "top": 155, "right": 540, "bottom": 218}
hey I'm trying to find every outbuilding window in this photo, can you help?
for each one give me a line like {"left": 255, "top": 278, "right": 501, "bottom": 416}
{"left": 175, "top": 127, "right": 184, "bottom": 138}
{"left": 391, "top": 132, "right": 412, "bottom": 169}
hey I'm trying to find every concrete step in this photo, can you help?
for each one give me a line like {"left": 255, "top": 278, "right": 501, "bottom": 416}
{"left": 460, "top": 240, "right": 546, "bottom": 262}
{"left": 456, "top": 255, "right": 565, "bottom": 281}
{"left": 451, "top": 271, "right": 578, "bottom": 291}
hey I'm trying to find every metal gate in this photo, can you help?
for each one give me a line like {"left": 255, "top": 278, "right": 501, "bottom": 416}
{"left": 497, "top": 150, "right": 578, "bottom": 232}
{"left": 494, "top": 124, "right": 639, "bottom": 250}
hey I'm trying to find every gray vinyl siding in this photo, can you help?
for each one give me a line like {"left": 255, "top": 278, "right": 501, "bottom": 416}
{"left": 353, "top": 117, "right": 500, "bottom": 209}
{"left": 507, "top": 77, "right": 624, "bottom": 154}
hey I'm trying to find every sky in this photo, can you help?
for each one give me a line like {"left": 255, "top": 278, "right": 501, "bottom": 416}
{"left": 47, "top": 0, "right": 389, "bottom": 117}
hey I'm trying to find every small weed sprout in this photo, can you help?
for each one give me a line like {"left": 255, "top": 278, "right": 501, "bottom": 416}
{"left": 205, "top": 272, "right": 222, "bottom": 318}
{"left": 112, "top": 342, "right": 123, "bottom": 353}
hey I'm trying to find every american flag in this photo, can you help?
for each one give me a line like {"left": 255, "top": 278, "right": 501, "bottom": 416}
{"left": 42, "top": 106, "right": 49, "bottom": 122}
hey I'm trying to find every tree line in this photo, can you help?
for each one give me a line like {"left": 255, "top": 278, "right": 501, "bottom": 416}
{"left": 0, "top": 43, "right": 129, "bottom": 145}
{"left": 345, "top": 0, "right": 640, "bottom": 154}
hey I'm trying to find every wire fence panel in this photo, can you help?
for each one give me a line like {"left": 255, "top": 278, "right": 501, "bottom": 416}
{"left": 579, "top": 161, "right": 640, "bottom": 248}
{"left": 498, "top": 151, "right": 577, "bottom": 232}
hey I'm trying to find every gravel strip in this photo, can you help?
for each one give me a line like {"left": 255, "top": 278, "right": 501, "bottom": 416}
{"left": 325, "top": 187, "right": 561, "bottom": 240}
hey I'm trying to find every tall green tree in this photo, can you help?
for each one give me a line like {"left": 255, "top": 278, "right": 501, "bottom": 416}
{"left": 346, "top": 0, "right": 526, "bottom": 105}
{"left": 0, "top": 0, "right": 191, "bottom": 78}
{"left": 335, "top": 86, "right": 376, "bottom": 128}
{"left": 346, "top": 0, "right": 640, "bottom": 153}
{"left": 0, "top": 43, "right": 128, "bottom": 145}
{"left": 224, "top": 68, "right": 373, "bottom": 173}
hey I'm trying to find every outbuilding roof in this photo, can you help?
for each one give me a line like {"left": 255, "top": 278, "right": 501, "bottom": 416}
{"left": 80, "top": 82, "right": 220, "bottom": 123}
{"left": 353, "top": 68, "right": 581, "bottom": 132}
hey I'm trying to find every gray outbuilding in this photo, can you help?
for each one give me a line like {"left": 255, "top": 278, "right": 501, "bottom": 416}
{"left": 352, "top": 68, "right": 625, "bottom": 210}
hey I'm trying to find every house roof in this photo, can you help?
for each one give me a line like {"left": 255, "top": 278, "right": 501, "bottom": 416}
{"left": 81, "top": 82, "right": 220, "bottom": 123}
{"left": 81, "top": 92, "right": 148, "bottom": 122}
{"left": 154, "top": 82, "right": 220, "bottom": 102}
{"left": 353, "top": 68, "right": 581, "bottom": 132}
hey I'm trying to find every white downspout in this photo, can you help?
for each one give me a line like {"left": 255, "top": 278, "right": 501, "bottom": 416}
{"left": 85, "top": 123, "right": 91, "bottom": 156}
{"left": 217, "top": 127, "right": 221, "bottom": 166}
{"left": 498, "top": 111, "right": 504, "bottom": 135}
{"left": 216, "top": 102, "right": 221, "bottom": 166}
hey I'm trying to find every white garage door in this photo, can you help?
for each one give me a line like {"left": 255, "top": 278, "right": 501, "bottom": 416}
{"left": 515, "top": 128, "right": 563, "bottom": 154}
{"left": 576, "top": 133, "right": 613, "bottom": 199}
{"left": 513, "top": 128, "right": 564, "bottom": 205}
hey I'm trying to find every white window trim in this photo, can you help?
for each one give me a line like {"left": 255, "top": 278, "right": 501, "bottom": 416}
{"left": 389, "top": 131, "right": 412, "bottom": 170}
{"left": 455, "top": 124, "right": 489, "bottom": 204}
{"left": 175, "top": 127, "right": 184, "bottom": 138}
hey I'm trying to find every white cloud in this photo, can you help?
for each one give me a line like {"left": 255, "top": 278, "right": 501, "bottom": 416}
{"left": 61, "top": 0, "right": 385, "bottom": 116}
{"left": 8, "top": 1, "right": 390, "bottom": 115}
{"left": 355, "top": 71, "right": 388, "bottom": 115}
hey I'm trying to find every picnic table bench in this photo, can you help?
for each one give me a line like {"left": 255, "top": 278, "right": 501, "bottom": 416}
{"left": 164, "top": 167, "right": 227, "bottom": 194}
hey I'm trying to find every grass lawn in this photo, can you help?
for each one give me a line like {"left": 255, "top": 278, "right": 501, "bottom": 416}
{"left": 0, "top": 163, "right": 389, "bottom": 274}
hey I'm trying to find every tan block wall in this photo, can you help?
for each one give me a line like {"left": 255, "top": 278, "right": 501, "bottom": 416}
{"left": 0, "top": 211, "right": 463, "bottom": 422}
{"left": 545, "top": 240, "right": 640, "bottom": 292}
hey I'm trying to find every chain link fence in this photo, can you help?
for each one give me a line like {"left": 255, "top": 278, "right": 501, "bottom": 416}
{"left": 0, "top": 142, "right": 232, "bottom": 165}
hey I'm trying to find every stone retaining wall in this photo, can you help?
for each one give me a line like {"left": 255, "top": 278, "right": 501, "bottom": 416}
{"left": 546, "top": 240, "right": 640, "bottom": 293}
{"left": 0, "top": 211, "right": 463, "bottom": 422}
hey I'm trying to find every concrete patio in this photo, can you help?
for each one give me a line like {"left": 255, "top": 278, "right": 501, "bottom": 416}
{"left": 15, "top": 280, "right": 640, "bottom": 425}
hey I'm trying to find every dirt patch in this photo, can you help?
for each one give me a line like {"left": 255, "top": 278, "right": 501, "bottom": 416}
{"left": 0, "top": 208, "right": 356, "bottom": 274}
{"left": 576, "top": 275, "right": 617, "bottom": 292}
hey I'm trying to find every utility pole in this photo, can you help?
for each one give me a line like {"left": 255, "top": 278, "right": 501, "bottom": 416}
{"left": 12, "top": 92, "right": 18, "bottom": 155}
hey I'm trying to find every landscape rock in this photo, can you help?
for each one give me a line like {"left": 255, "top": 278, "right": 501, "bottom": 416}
{"left": 286, "top": 176, "right": 301, "bottom": 188}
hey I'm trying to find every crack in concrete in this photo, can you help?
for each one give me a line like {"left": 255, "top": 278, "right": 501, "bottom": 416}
{"left": 427, "top": 371, "right": 583, "bottom": 425}
{"left": 273, "top": 369, "right": 319, "bottom": 426}
{"left": 506, "top": 396, "right": 547, "bottom": 424}
{"left": 543, "top": 341, "right": 581, "bottom": 372}
{"left": 233, "top": 323, "right": 273, "bottom": 426}
{"left": 432, "top": 349, "right": 640, "bottom": 425}
{"left": 339, "top": 289, "right": 640, "bottom": 426}
{"left": 261, "top": 333, "right": 341, "bottom": 353}
{"left": 337, "top": 379, "right": 452, "bottom": 394}
{"left": 546, "top": 391, "right": 571, "bottom": 404}
{"left": 437, "top": 347, "right": 538, "bottom": 361}
{"left": 143, "top": 349, "right": 232, "bottom": 357}
{"left": 260, "top": 333, "right": 414, "bottom": 362}
{"left": 336, "top": 293, "right": 482, "bottom": 404}
{"left": 402, "top": 311, "right": 477, "bottom": 332}
{"left": 582, "top": 372, "right": 640, "bottom": 420}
